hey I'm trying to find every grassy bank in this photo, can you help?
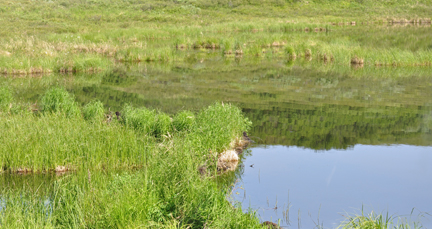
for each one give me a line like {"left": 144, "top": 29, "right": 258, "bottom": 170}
{"left": 0, "top": 86, "right": 262, "bottom": 228}
{"left": 1, "top": 0, "right": 432, "bottom": 73}
{"left": 0, "top": 86, "right": 250, "bottom": 172}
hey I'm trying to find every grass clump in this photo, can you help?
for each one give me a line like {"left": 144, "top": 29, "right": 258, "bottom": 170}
{"left": 154, "top": 112, "right": 173, "bottom": 137}
{"left": 284, "top": 46, "right": 297, "bottom": 59}
{"left": 338, "top": 209, "right": 425, "bottom": 229}
{"left": 41, "top": 87, "right": 80, "bottom": 118}
{"left": 82, "top": 100, "right": 105, "bottom": 123}
{"left": 190, "top": 102, "right": 252, "bottom": 154}
{"left": 173, "top": 110, "right": 196, "bottom": 132}
{"left": 122, "top": 104, "right": 157, "bottom": 135}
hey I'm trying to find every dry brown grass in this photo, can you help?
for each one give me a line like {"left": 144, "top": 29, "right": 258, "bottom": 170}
{"left": 351, "top": 56, "right": 364, "bottom": 65}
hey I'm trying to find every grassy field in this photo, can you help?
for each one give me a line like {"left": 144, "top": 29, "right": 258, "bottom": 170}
{"left": 1, "top": 0, "right": 432, "bottom": 74}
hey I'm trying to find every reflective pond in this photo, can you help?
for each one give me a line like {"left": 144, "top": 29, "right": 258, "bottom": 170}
{"left": 232, "top": 144, "right": 432, "bottom": 228}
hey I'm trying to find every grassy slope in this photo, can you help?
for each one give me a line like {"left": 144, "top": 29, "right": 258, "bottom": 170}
{"left": 1, "top": 0, "right": 432, "bottom": 73}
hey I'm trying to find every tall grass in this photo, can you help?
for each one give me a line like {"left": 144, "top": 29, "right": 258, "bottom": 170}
{"left": 41, "top": 87, "right": 80, "bottom": 118}
{"left": 173, "top": 110, "right": 196, "bottom": 132}
{"left": 0, "top": 88, "right": 251, "bottom": 172}
{"left": 82, "top": 100, "right": 105, "bottom": 123}
{"left": 0, "top": 87, "right": 260, "bottom": 228}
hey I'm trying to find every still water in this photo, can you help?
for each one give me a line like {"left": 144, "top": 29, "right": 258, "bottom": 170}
{"left": 232, "top": 145, "right": 432, "bottom": 228}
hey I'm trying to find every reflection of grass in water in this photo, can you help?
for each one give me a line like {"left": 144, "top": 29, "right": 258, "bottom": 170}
{"left": 101, "top": 68, "right": 138, "bottom": 86}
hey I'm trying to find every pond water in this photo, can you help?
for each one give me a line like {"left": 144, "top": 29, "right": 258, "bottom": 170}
{"left": 232, "top": 144, "right": 432, "bottom": 228}
{"left": 2, "top": 25, "right": 432, "bottom": 227}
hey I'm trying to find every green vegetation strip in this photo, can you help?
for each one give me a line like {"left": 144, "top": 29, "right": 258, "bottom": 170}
{"left": 1, "top": 0, "right": 432, "bottom": 74}
{"left": 0, "top": 86, "right": 251, "bottom": 172}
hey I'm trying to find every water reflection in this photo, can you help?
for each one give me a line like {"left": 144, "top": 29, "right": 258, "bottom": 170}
{"left": 245, "top": 104, "right": 432, "bottom": 149}
{"left": 232, "top": 145, "right": 432, "bottom": 228}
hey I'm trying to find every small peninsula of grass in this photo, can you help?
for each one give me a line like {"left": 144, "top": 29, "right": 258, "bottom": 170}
{"left": 0, "top": 86, "right": 262, "bottom": 228}
{"left": 0, "top": 87, "right": 251, "bottom": 173}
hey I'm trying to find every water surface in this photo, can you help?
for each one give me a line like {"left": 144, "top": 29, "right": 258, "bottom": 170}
{"left": 232, "top": 145, "right": 432, "bottom": 228}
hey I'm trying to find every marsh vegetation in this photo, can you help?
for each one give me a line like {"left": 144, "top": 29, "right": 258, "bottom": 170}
{"left": 1, "top": 0, "right": 432, "bottom": 228}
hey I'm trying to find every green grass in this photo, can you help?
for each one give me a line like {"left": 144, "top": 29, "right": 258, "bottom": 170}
{"left": 0, "top": 0, "right": 431, "bottom": 73}
{"left": 338, "top": 208, "right": 427, "bottom": 229}
{"left": 0, "top": 86, "right": 13, "bottom": 113}
{"left": 0, "top": 87, "right": 262, "bottom": 228}
{"left": 0, "top": 88, "right": 251, "bottom": 172}
{"left": 82, "top": 99, "right": 105, "bottom": 123}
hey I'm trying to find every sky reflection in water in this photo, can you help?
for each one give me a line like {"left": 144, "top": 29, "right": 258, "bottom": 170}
{"left": 233, "top": 144, "right": 432, "bottom": 228}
